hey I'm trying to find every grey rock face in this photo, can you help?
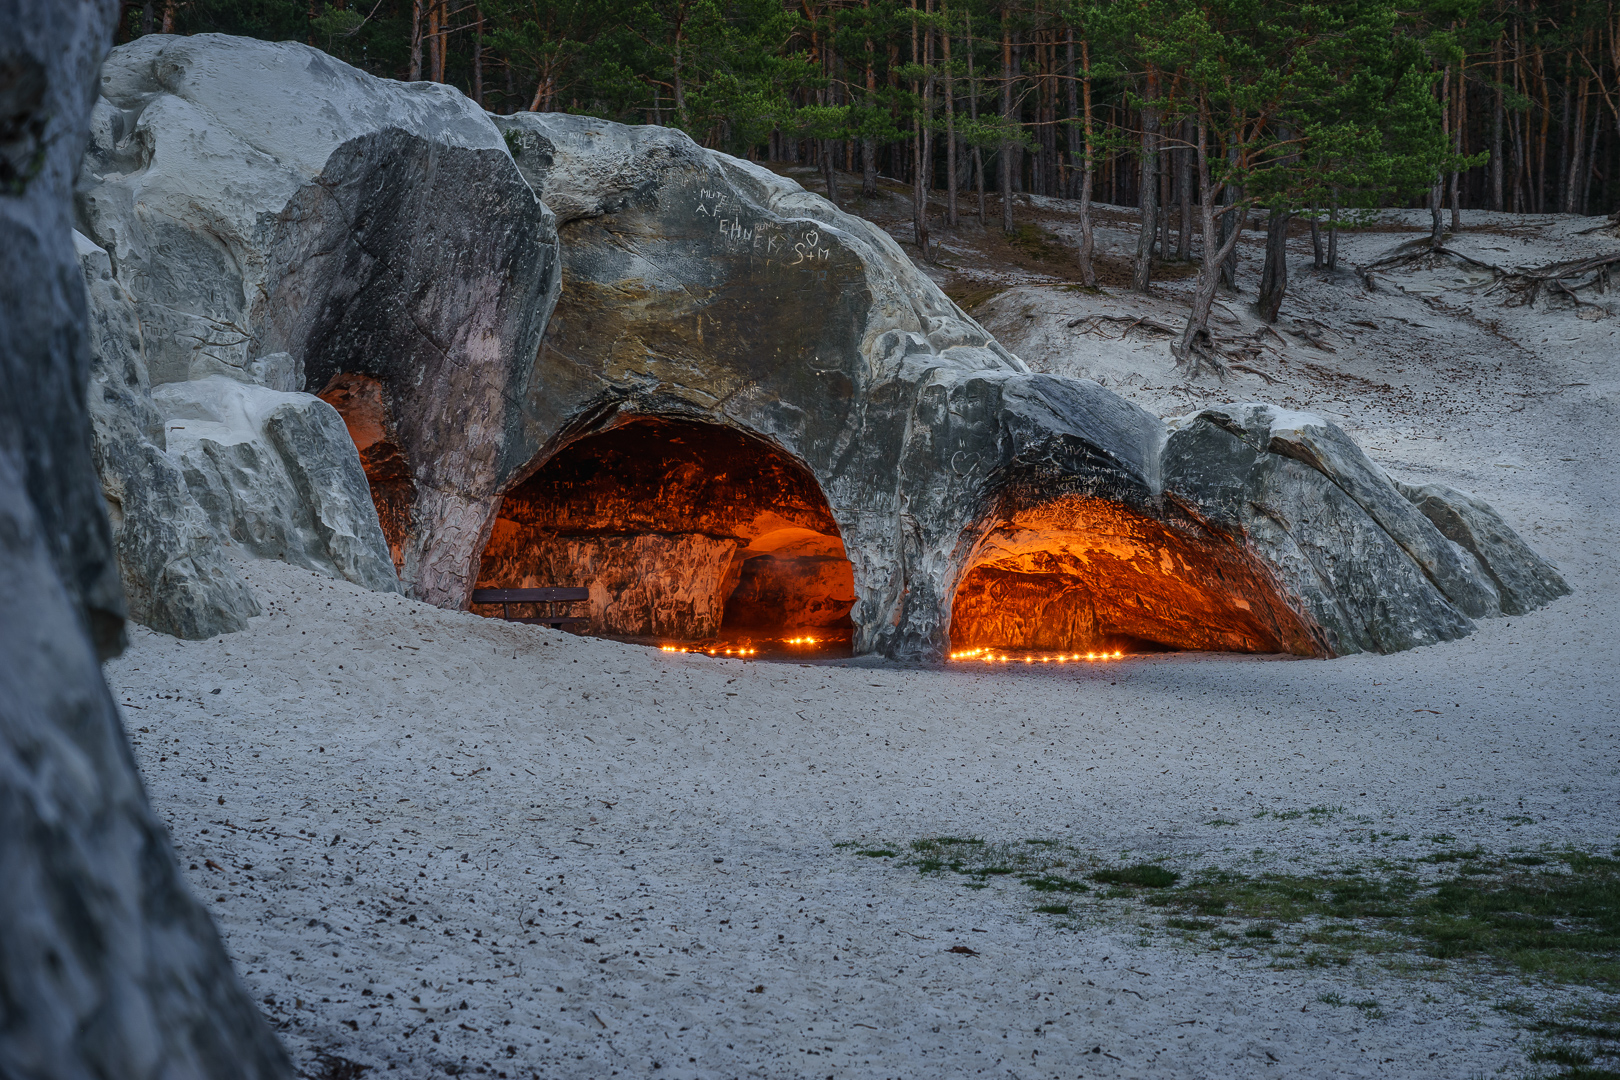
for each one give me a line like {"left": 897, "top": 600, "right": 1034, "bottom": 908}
{"left": 78, "top": 231, "right": 261, "bottom": 638}
{"left": 1258, "top": 407, "right": 1501, "bottom": 618}
{"left": 153, "top": 377, "right": 399, "bottom": 593}
{"left": 0, "top": 5, "right": 290, "bottom": 1077}
{"left": 1163, "top": 409, "right": 1478, "bottom": 655}
{"left": 1394, "top": 479, "right": 1571, "bottom": 616}
{"left": 79, "top": 35, "right": 559, "bottom": 608}
{"left": 1, "top": 1, "right": 127, "bottom": 658}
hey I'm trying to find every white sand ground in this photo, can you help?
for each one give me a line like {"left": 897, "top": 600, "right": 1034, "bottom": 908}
{"left": 105, "top": 209, "right": 1618, "bottom": 1080}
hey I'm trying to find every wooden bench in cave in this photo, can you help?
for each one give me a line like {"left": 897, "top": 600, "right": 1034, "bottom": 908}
{"left": 471, "top": 588, "right": 589, "bottom": 630}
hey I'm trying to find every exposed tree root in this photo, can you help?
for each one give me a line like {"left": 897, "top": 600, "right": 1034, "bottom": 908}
{"left": 1282, "top": 318, "right": 1338, "bottom": 353}
{"left": 1067, "top": 314, "right": 1179, "bottom": 339}
{"left": 1490, "top": 252, "right": 1620, "bottom": 308}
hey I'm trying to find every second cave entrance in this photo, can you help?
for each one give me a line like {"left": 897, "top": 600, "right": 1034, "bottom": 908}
{"left": 948, "top": 494, "right": 1327, "bottom": 660}
{"left": 475, "top": 417, "right": 855, "bottom": 652}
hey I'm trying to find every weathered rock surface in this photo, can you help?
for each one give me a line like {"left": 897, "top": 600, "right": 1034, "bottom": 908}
{"left": 78, "top": 33, "right": 559, "bottom": 606}
{"left": 78, "top": 231, "right": 261, "bottom": 638}
{"left": 1163, "top": 407, "right": 1476, "bottom": 654}
{"left": 153, "top": 376, "right": 399, "bottom": 593}
{"left": 1161, "top": 403, "right": 1564, "bottom": 654}
{"left": 0, "top": 5, "right": 290, "bottom": 1077}
{"left": 1394, "top": 478, "right": 1571, "bottom": 616}
{"left": 75, "top": 34, "right": 1567, "bottom": 660}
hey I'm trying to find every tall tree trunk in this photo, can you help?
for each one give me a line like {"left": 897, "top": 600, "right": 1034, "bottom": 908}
{"left": 1310, "top": 206, "right": 1324, "bottom": 269}
{"left": 141, "top": 0, "right": 153, "bottom": 34}
{"left": 943, "top": 14, "right": 958, "bottom": 227}
{"left": 821, "top": 18, "right": 839, "bottom": 204}
{"left": 1177, "top": 109, "right": 1248, "bottom": 377}
{"left": 673, "top": 18, "right": 689, "bottom": 128}
{"left": 428, "top": 1, "right": 441, "bottom": 83}
{"left": 1327, "top": 192, "right": 1339, "bottom": 270}
{"left": 1492, "top": 36, "right": 1505, "bottom": 211}
{"left": 1176, "top": 118, "right": 1193, "bottom": 259}
{"left": 966, "top": 11, "right": 985, "bottom": 225}
{"left": 472, "top": 7, "right": 484, "bottom": 106}
{"left": 1556, "top": 55, "right": 1572, "bottom": 211}
{"left": 864, "top": 14, "right": 878, "bottom": 198}
{"left": 1429, "top": 177, "right": 1444, "bottom": 249}
{"left": 1535, "top": 44, "right": 1549, "bottom": 212}
{"left": 911, "top": 0, "right": 932, "bottom": 255}
{"left": 1431, "top": 69, "right": 1446, "bottom": 253}
{"left": 1450, "top": 63, "right": 1463, "bottom": 230}
{"left": 1256, "top": 207, "right": 1290, "bottom": 322}
{"left": 410, "top": 0, "right": 424, "bottom": 81}
{"left": 1132, "top": 64, "right": 1160, "bottom": 292}
{"left": 1581, "top": 94, "right": 1601, "bottom": 213}
{"left": 1158, "top": 135, "right": 1172, "bottom": 255}
{"left": 1000, "top": 7, "right": 1015, "bottom": 235}
{"left": 1076, "top": 36, "right": 1096, "bottom": 287}
{"left": 1064, "top": 28, "right": 1079, "bottom": 198}
{"left": 1566, "top": 75, "right": 1590, "bottom": 213}
{"left": 1219, "top": 161, "right": 1240, "bottom": 290}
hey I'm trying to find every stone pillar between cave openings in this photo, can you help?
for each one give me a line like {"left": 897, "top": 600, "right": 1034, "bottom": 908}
{"left": 401, "top": 487, "right": 503, "bottom": 608}
{"left": 857, "top": 515, "right": 952, "bottom": 661}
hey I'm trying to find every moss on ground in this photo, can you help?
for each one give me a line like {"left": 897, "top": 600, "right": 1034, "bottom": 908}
{"left": 847, "top": 837, "right": 1620, "bottom": 1078}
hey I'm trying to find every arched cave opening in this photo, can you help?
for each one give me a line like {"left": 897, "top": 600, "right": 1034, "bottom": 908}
{"left": 949, "top": 495, "right": 1325, "bottom": 660}
{"left": 318, "top": 373, "right": 413, "bottom": 574}
{"left": 475, "top": 417, "right": 856, "bottom": 652}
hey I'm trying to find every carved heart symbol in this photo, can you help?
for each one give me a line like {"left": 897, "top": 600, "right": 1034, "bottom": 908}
{"left": 951, "top": 450, "right": 980, "bottom": 476}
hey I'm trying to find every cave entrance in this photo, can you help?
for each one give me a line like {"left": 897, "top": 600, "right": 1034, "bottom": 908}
{"left": 949, "top": 495, "right": 1325, "bottom": 661}
{"left": 319, "top": 372, "right": 412, "bottom": 574}
{"left": 475, "top": 417, "right": 855, "bottom": 655}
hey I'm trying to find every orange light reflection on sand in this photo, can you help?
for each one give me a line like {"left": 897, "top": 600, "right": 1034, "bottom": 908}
{"left": 949, "top": 648, "right": 1125, "bottom": 663}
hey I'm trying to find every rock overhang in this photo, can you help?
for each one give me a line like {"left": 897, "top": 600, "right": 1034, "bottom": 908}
{"left": 74, "top": 33, "right": 1569, "bottom": 662}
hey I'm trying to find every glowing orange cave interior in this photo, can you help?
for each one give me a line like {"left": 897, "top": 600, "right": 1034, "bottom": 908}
{"left": 319, "top": 382, "right": 1324, "bottom": 662}
{"left": 948, "top": 495, "right": 1325, "bottom": 660}
{"left": 319, "top": 373, "right": 413, "bottom": 573}
{"left": 473, "top": 418, "right": 857, "bottom": 651}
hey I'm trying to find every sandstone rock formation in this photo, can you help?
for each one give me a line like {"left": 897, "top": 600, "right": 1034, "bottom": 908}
{"left": 77, "top": 33, "right": 559, "bottom": 607}
{"left": 0, "top": 4, "right": 290, "bottom": 1076}
{"left": 154, "top": 376, "right": 398, "bottom": 593}
{"left": 78, "top": 231, "right": 261, "bottom": 639}
{"left": 488, "top": 111, "right": 1566, "bottom": 658}
{"left": 75, "top": 34, "right": 1567, "bottom": 661}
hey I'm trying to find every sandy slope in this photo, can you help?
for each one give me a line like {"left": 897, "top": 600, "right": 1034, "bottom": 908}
{"left": 104, "top": 206, "right": 1618, "bottom": 1079}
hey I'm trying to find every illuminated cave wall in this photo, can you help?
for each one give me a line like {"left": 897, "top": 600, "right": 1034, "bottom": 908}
{"left": 318, "top": 373, "right": 413, "bottom": 573}
{"left": 476, "top": 418, "right": 856, "bottom": 640}
{"left": 950, "top": 495, "right": 1326, "bottom": 656}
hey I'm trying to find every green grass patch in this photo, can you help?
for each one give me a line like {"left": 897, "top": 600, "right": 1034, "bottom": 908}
{"left": 860, "top": 836, "right": 1620, "bottom": 1029}
{"left": 1093, "top": 865, "right": 1179, "bottom": 889}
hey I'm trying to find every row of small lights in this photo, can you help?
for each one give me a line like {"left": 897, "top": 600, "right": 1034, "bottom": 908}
{"left": 658, "top": 636, "right": 822, "bottom": 656}
{"left": 949, "top": 647, "right": 1126, "bottom": 663}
